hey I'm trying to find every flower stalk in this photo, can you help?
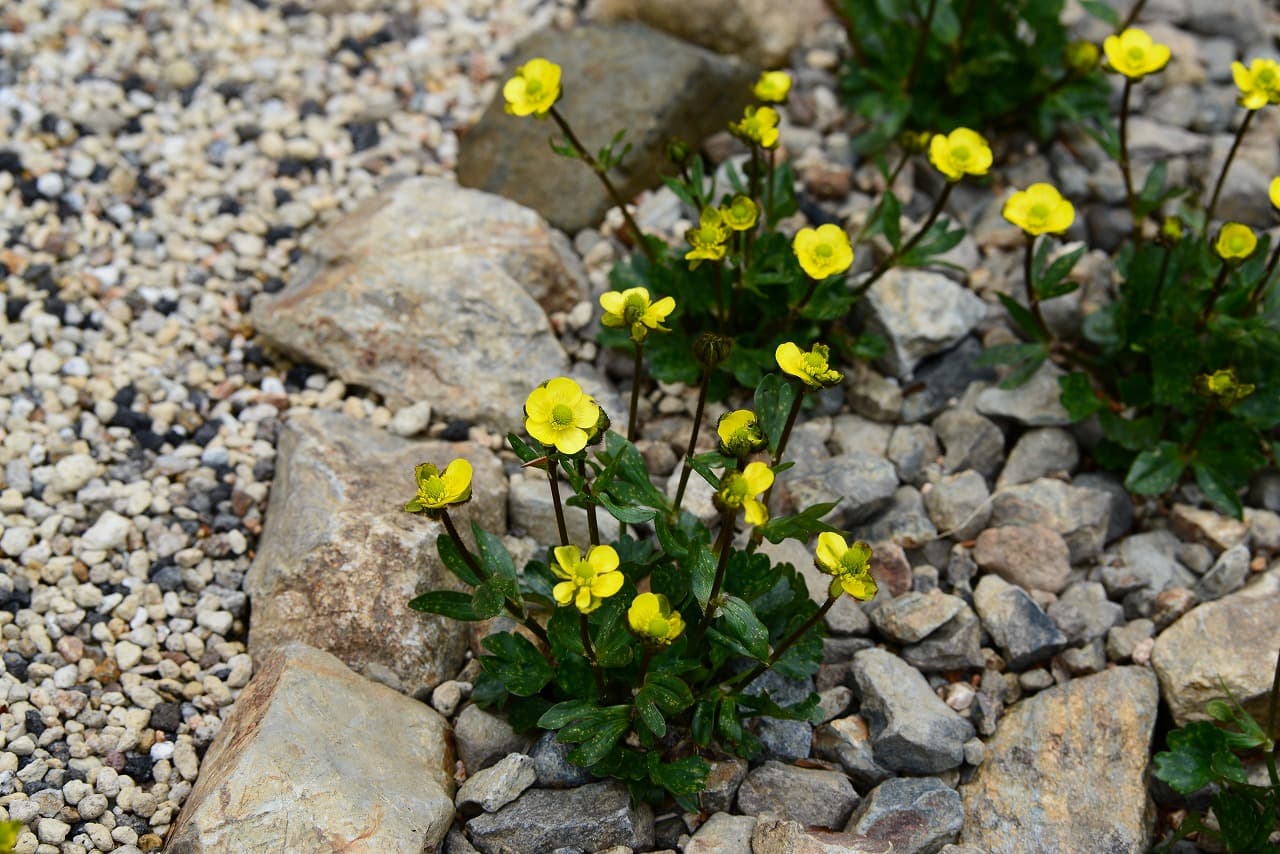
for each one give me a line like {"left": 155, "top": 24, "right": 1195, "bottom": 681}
{"left": 856, "top": 180, "right": 954, "bottom": 297}
{"left": 1202, "top": 109, "right": 1255, "bottom": 238}
{"left": 673, "top": 369, "right": 712, "bottom": 513}
{"left": 628, "top": 340, "right": 644, "bottom": 442}
{"left": 580, "top": 613, "right": 606, "bottom": 697}
{"left": 545, "top": 457, "right": 570, "bottom": 546}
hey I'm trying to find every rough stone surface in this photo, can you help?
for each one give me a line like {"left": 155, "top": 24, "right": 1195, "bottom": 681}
{"left": 1111, "top": 530, "right": 1197, "bottom": 594}
{"left": 1191, "top": 543, "right": 1251, "bottom": 602}
{"left": 847, "top": 777, "right": 964, "bottom": 854}
{"left": 972, "top": 575, "right": 1068, "bottom": 670}
{"left": 932, "top": 410, "right": 1005, "bottom": 479}
{"left": 887, "top": 424, "right": 940, "bottom": 485}
{"left": 852, "top": 648, "right": 975, "bottom": 774}
{"left": 699, "top": 757, "right": 749, "bottom": 814}
{"left": 976, "top": 362, "right": 1073, "bottom": 426}
{"left": 989, "top": 478, "right": 1112, "bottom": 563}
{"left": 455, "top": 704, "right": 534, "bottom": 774}
{"left": 899, "top": 337, "right": 997, "bottom": 424}
{"left": 456, "top": 753, "right": 538, "bottom": 815}
{"left": 960, "top": 667, "right": 1159, "bottom": 853}
{"left": 165, "top": 644, "right": 455, "bottom": 853}
{"left": 900, "top": 606, "right": 986, "bottom": 672}
{"left": 246, "top": 411, "right": 504, "bottom": 694}
{"left": 1152, "top": 568, "right": 1280, "bottom": 732}
{"left": 785, "top": 451, "right": 899, "bottom": 528}
{"left": 924, "top": 471, "right": 990, "bottom": 540}
{"left": 972, "top": 525, "right": 1072, "bottom": 593}
{"left": 528, "top": 731, "right": 593, "bottom": 789}
{"left": 863, "top": 268, "right": 988, "bottom": 379}
{"left": 465, "top": 780, "right": 654, "bottom": 854}
{"left": 751, "top": 819, "right": 893, "bottom": 854}
{"left": 1170, "top": 503, "right": 1249, "bottom": 551}
{"left": 997, "top": 428, "right": 1079, "bottom": 488}
{"left": 812, "top": 715, "right": 894, "bottom": 791}
{"left": 1047, "top": 581, "right": 1124, "bottom": 645}
{"left": 252, "top": 178, "right": 577, "bottom": 423}
{"left": 458, "top": 23, "right": 754, "bottom": 233}
{"left": 853, "top": 485, "right": 939, "bottom": 549}
{"left": 684, "top": 811, "right": 758, "bottom": 854}
{"left": 736, "top": 760, "right": 860, "bottom": 830}
{"left": 870, "top": 590, "right": 966, "bottom": 644}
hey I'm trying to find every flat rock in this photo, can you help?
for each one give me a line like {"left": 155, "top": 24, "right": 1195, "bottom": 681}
{"left": 997, "top": 428, "right": 1079, "bottom": 488}
{"left": 972, "top": 574, "right": 1067, "bottom": 670}
{"left": 751, "top": 818, "right": 893, "bottom": 854}
{"left": 785, "top": 451, "right": 899, "bottom": 528}
{"left": 1170, "top": 503, "right": 1249, "bottom": 551}
{"left": 853, "top": 486, "right": 938, "bottom": 550}
{"left": 736, "top": 760, "right": 860, "bottom": 830}
{"left": 960, "top": 667, "right": 1159, "bottom": 853}
{"left": 457, "top": 23, "right": 754, "bottom": 233}
{"left": 863, "top": 268, "right": 988, "bottom": 379}
{"left": 852, "top": 648, "right": 974, "bottom": 773}
{"left": 1191, "top": 543, "right": 1250, "bottom": 602}
{"left": 246, "top": 411, "right": 504, "bottom": 694}
{"left": 685, "top": 812, "right": 757, "bottom": 854}
{"left": 870, "top": 589, "right": 965, "bottom": 644}
{"left": 1111, "top": 530, "right": 1197, "bottom": 594}
{"left": 899, "top": 338, "right": 997, "bottom": 424}
{"left": 977, "top": 362, "right": 1072, "bottom": 426}
{"left": 1046, "top": 581, "right": 1123, "bottom": 645}
{"left": 252, "top": 178, "right": 573, "bottom": 425}
{"left": 900, "top": 605, "right": 986, "bottom": 672}
{"left": 923, "top": 471, "right": 990, "bottom": 540}
{"left": 1151, "top": 568, "right": 1280, "bottom": 732}
{"left": 165, "top": 643, "right": 455, "bottom": 853}
{"left": 886, "top": 424, "right": 940, "bottom": 485}
{"left": 989, "top": 478, "right": 1111, "bottom": 563}
{"left": 455, "top": 704, "right": 534, "bottom": 774}
{"left": 847, "top": 776, "right": 964, "bottom": 854}
{"left": 972, "top": 525, "right": 1072, "bottom": 593}
{"left": 466, "top": 780, "right": 653, "bottom": 853}
{"left": 456, "top": 753, "right": 537, "bottom": 815}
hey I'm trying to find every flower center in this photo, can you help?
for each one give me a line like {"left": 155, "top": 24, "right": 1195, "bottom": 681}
{"left": 647, "top": 616, "right": 669, "bottom": 637}
{"left": 1029, "top": 202, "right": 1050, "bottom": 222}
{"left": 814, "top": 244, "right": 833, "bottom": 259}
{"left": 623, "top": 292, "right": 648, "bottom": 324}
{"left": 1259, "top": 69, "right": 1276, "bottom": 86}
{"left": 525, "top": 78, "right": 543, "bottom": 97}
{"left": 802, "top": 352, "right": 826, "bottom": 375}
{"left": 551, "top": 403, "right": 575, "bottom": 427}
{"left": 421, "top": 476, "right": 446, "bottom": 501}
{"left": 574, "top": 561, "right": 595, "bottom": 583}
{"left": 951, "top": 145, "right": 970, "bottom": 163}
{"left": 1127, "top": 46, "right": 1145, "bottom": 63}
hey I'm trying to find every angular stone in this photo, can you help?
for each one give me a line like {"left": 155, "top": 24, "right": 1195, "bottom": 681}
{"left": 465, "top": 780, "right": 654, "bottom": 854}
{"left": 867, "top": 541, "right": 913, "bottom": 598}
{"left": 1191, "top": 544, "right": 1251, "bottom": 602}
{"left": 932, "top": 410, "right": 1004, "bottom": 479}
{"left": 989, "top": 478, "right": 1112, "bottom": 563}
{"left": 458, "top": 24, "right": 754, "bottom": 233}
{"left": 812, "top": 715, "right": 893, "bottom": 791}
{"left": 456, "top": 753, "right": 537, "bottom": 815}
{"left": 923, "top": 471, "right": 990, "bottom": 540}
{"left": 1151, "top": 568, "right": 1280, "bottom": 733}
{"left": 455, "top": 704, "right": 533, "bottom": 774}
{"left": 900, "top": 606, "right": 986, "bottom": 672}
{"left": 699, "top": 757, "right": 748, "bottom": 814}
{"left": 528, "top": 731, "right": 593, "bottom": 789}
{"left": 870, "top": 590, "right": 965, "bottom": 644}
{"left": 685, "top": 812, "right": 757, "bottom": 854}
{"left": 863, "top": 268, "right": 988, "bottom": 379}
{"left": 997, "top": 428, "right": 1079, "bottom": 488}
{"left": 165, "top": 644, "right": 455, "bottom": 852}
{"left": 899, "top": 337, "right": 997, "bottom": 424}
{"left": 246, "top": 411, "right": 504, "bottom": 694}
{"left": 846, "top": 777, "right": 964, "bottom": 854}
{"left": 977, "top": 362, "right": 1072, "bottom": 427}
{"left": 887, "top": 424, "right": 940, "bottom": 485}
{"left": 972, "top": 525, "right": 1071, "bottom": 593}
{"left": 852, "top": 648, "right": 974, "bottom": 774}
{"left": 972, "top": 575, "right": 1067, "bottom": 670}
{"left": 829, "top": 414, "right": 893, "bottom": 458}
{"left": 785, "top": 452, "right": 898, "bottom": 528}
{"left": 1073, "top": 471, "right": 1133, "bottom": 544}
{"left": 1170, "top": 503, "right": 1249, "bottom": 551}
{"left": 752, "top": 818, "right": 893, "bottom": 854}
{"left": 853, "top": 486, "right": 938, "bottom": 550}
{"left": 1106, "top": 618, "right": 1154, "bottom": 663}
{"left": 960, "top": 667, "right": 1159, "bottom": 853}
{"left": 1047, "top": 581, "right": 1124, "bottom": 645}
{"left": 736, "top": 761, "right": 859, "bottom": 830}
{"left": 1112, "top": 530, "right": 1197, "bottom": 594}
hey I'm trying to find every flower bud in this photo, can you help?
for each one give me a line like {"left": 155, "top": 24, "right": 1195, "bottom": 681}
{"left": 666, "top": 137, "right": 693, "bottom": 168}
{"left": 693, "top": 332, "right": 734, "bottom": 371}
{"left": 899, "top": 129, "right": 931, "bottom": 154}
{"left": 1064, "top": 40, "right": 1101, "bottom": 77}
{"left": 1159, "top": 216, "right": 1184, "bottom": 245}
{"left": 586, "top": 406, "right": 611, "bottom": 446}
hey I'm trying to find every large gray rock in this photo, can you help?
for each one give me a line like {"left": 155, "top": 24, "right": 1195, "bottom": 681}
{"left": 458, "top": 23, "right": 754, "bottom": 233}
{"left": 853, "top": 485, "right": 939, "bottom": 549}
{"left": 852, "top": 648, "right": 975, "bottom": 774}
{"left": 252, "top": 178, "right": 574, "bottom": 426}
{"left": 736, "top": 760, "right": 860, "bottom": 830}
{"left": 923, "top": 471, "right": 990, "bottom": 540}
{"left": 165, "top": 644, "right": 455, "bottom": 853}
{"left": 812, "top": 715, "right": 894, "bottom": 790}
{"left": 870, "top": 590, "right": 966, "bottom": 645}
{"left": 997, "top": 428, "right": 1079, "bottom": 488}
{"left": 847, "top": 777, "right": 964, "bottom": 854}
{"left": 455, "top": 704, "right": 534, "bottom": 774}
{"left": 785, "top": 451, "right": 899, "bottom": 528}
{"left": 863, "top": 269, "right": 988, "bottom": 379}
{"left": 972, "top": 574, "right": 1067, "bottom": 670}
{"left": 932, "top": 409, "right": 1005, "bottom": 479}
{"left": 685, "top": 811, "right": 758, "bottom": 854}
{"left": 989, "top": 478, "right": 1111, "bottom": 563}
{"left": 977, "top": 362, "right": 1072, "bottom": 427}
{"left": 900, "top": 606, "right": 986, "bottom": 672}
{"left": 960, "top": 667, "right": 1159, "bottom": 853}
{"left": 899, "top": 337, "right": 997, "bottom": 423}
{"left": 1152, "top": 568, "right": 1280, "bottom": 732}
{"left": 465, "top": 781, "right": 654, "bottom": 853}
{"left": 1110, "top": 530, "right": 1197, "bottom": 594}
{"left": 246, "top": 411, "right": 504, "bottom": 694}
{"left": 751, "top": 819, "right": 893, "bottom": 854}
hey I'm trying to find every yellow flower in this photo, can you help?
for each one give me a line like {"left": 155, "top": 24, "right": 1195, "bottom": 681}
{"left": 1215, "top": 223, "right": 1257, "bottom": 261}
{"left": 404, "top": 459, "right": 473, "bottom": 516}
{"left": 525, "top": 377, "right": 601, "bottom": 455}
{"left": 717, "top": 409, "right": 766, "bottom": 458}
{"left": 730, "top": 105, "right": 780, "bottom": 149}
{"left": 1002, "top": 183, "right": 1075, "bottom": 236}
{"left": 628, "top": 592, "right": 685, "bottom": 645}
{"left": 1231, "top": 59, "right": 1280, "bottom": 110}
{"left": 815, "top": 533, "right": 877, "bottom": 600}
{"left": 793, "top": 224, "right": 854, "bottom": 279}
{"left": 685, "top": 206, "right": 730, "bottom": 266}
{"left": 1196, "top": 369, "right": 1255, "bottom": 408}
{"left": 753, "top": 70, "right": 792, "bottom": 103}
{"left": 715, "top": 461, "right": 774, "bottom": 526}
{"left": 720, "top": 194, "right": 759, "bottom": 231}
{"left": 502, "top": 57, "right": 562, "bottom": 118}
{"left": 775, "top": 341, "right": 843, "bottom": 389}
{"left": 1271, "top": 176, "right": 1280, "bottom": 210}
{"left": 1103, "top": 28, "right": 1170, "bottom": 79}
{"left": 927, "top": 128, "right": 993, "bottom": 182}
{"left": 1160, "top": 216, "right": 1184, "bottom": 244}
{"left": 0, "top": 820, "right": 22, "bottom": 854}
{"left": 551, "top": 544, "right": 623, "bottom": 614}
{"left": 600, "top": 287, "right": 676, "bottom": 343}
{"left": 1064, "top": 40, "right": 1101, "bottom": 77}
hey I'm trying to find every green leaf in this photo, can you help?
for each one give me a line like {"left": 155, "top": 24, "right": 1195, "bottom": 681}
{"left": 1034, "top": 246, "right": 1085, "bottom": 299}
{"left": 997, "top": 293, "right": 1049, "bottom": 342}
{"left": 756, "top": 501, "right": 840, "bottom": 543}
{"left": 755, "top": 373, "right": 799, "bottom": 456}
{"left": 644, "top": 674, "right": 694, "bottom": 712}
{"left": 1193, "top": 462, "right": 1245, "bottom": 520}
{"left": 596, "top": 491, "right": 658, "bottom": 524}
{"left": 592, "top": 596, "right": 635, "bottom": 668}
{"left": 691, "top": 699, "right": 717, "bottom": 746}
{"left": 437, "top": 534, "right": 482, "bottom": 587}
{"left": 647, "top": 753, "right": 710, "bottom": 796}
{"left": 635, "top": 690, "right": 666, "bottom": 737}
{"left": 480, "top": 632, "right": 553, "bottom": 696}
{"left": 1154, "top": 721, "right": 1249, "bottom": 793}
{"left": 472, "top": 523, "right": 518, "bottom": 582}
{"left": 537, "top": 699, "right": 600, "bottom": 729}
{"left": 689, "top": 546, "right": 716, "bottom": 612}
{"left": 1125, "top": 442, "right": 1185, "bottom": 495}
{"left": 717, "top": 596, "right": 770, "bottom": 660}
{"left": 851, "top": 333, "right": 888, "bottom": 361}
{"left": 471, "top": 581, "right": 505, "bottom": 618}
{"left": 1059, "top": 372, "right": 1103, "bottom": 421}
{"left": 507, "top": 432, "right": 543, "bottom": 464}
{"left": 1213, "top": 789, "right": 1276, "bottom": 854}
{"left": 882, "top": 192, "right": 902, "bottom": 250}
{"left": 408, "top": 590, "right": 480, "bottom": 620}
{"left": 1080, "top": 0, "right": 1120, "bottom": 26}
{"left": 567, "top": 716, "right": 630, "bottom": 766}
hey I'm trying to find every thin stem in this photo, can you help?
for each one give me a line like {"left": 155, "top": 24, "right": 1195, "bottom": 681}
{"left": 674, "top": 369, "right": 712, "bottom": 513}
{"left": 1248, "top": 236, "right": 1280, "bottom": 312}
{"left": 765, "top": 147, "right": 776, "bottom": 225}
{"left": 904, "top": 0, "right": 939, "bottom": 95}
{"left": 636, "top": 646, "right": 654, "bottom": 688}
{"left": 755, "top": 386, "right": 805, "bottom": 533}
{"left": 712, "top": 263, "right": 726, "bottom": 329}
{"left": 726, "top": 594, "right": 840, "bottom": 691}
{"left": 628, "top": 339, "right": 644, "bottom": 442}
{"left": 1024, "top": 233, "right": 1053, "bottom": 342}
{"left": 1197, "top": 261, "right": 1231, "bottom": 331}
{"left": 690, "top": 511, "right": 739, "bottom": 642}
{"left": 545, "top": 457, "right": 570, "bottom": 547}
{"left": 1202, "top": 109, "right": 1255, "bottom": 239}
{"left": 1148, "top": 242, "right": 1173, "bottom": 315}
{"left": 580, "top": 613, "right": 606, "bottom": 698}
{"left": 852, "top": 148, "right": 911, "bottom": 246}
{"left": 749, "top": 146, "right": 762, "bottom": 203}
{"left": 1119, "top": 0, "right": 1149, "bottom": 31}
{"left": 548, "top": 106, "right": 655, "bottom": 264}
{"left": 855, "top": 180, "right": 954, "bottom": 298}
{"left": 577, "top": 458, "right": 600, "bottom": 546}
{"left": 1118, "top": 77, "right": 1137, "bottom": 227}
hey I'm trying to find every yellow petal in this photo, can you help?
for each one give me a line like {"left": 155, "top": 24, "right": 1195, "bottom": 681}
{"left": 1269, "top": 177, "right": 1280, "bottom": 210}
{"left": 526, "top": 417, "right": 560, "bottom": 448}
{"left": 743, "top": 499, "right": 769, "bottom": 527}
{"left": 587, "top": 545, "right": 620, "bottom": 574}
{"left": 575, "top": 586, "right": 594, "bottom": 612}
{"left": 441, "top": 459, "right": 473, "bottom": 502}
{"left": 571, "top": 396, "right": 601, "bottom": 430}
{"left": 553, "top": 545, "right": 582, "bottom": 578}
{"left": 1046, "top": 200, "right": 1075, "bottom": 234}
{"left": 600, "top": 291, "right": 625, "bottom": 318}
{"left": 646, "top": 296, "right": 676, "bottom": 325}
{"left": 591, "top": 570, "right": 623, "bottom": 598}
{"left": 553, "top": 581, "right": 576, "bottom": 605}
{"left": 524, "top": 386, "right": 553, "bottom": 422}
{"left": 775, "top": 341, "right": 805, "bottom": 377}
{"left": 815, "top": 532, "right": 848, "bottom": 574}
{"left": 742, "top": 461, "right": 774, "bottom": 494}
{"left": 1232, "top": 61, "right": 1251, "bottom": 92}
{"left": 841, "top": 571, "right": 879, "bottom": 601}
{"left": 1147, "top": 44, "right": 1170, "bottom": 74}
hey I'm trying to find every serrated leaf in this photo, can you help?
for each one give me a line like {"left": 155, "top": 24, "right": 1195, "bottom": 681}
{"left": 1153, "top": 721, "right": 1248, "bottom": 793}
{"left": 408, "top": 590, "right": 480, "bottom": 620}
{"left": 1125, "top": 442, "right": 1184, "bottom": 495}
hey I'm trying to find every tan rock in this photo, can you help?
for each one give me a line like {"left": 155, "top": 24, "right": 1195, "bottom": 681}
{"left": 972, "top": 525, "right": 1072, "bottom": 593}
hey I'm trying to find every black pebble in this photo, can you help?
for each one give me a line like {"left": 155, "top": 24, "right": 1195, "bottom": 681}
{"left": 109, "top": 409, "right": 149, "bottom": 432}
{"left": 154, "top": 297, "right": 178, "bottom": 315}
{"left": 3, "top": 652, "right": 28, "bottom": 680}
{"left": 25, "top": 710, "right": 45, "bottom": 736}
{"left": 149, "top": 561, "right": 185, "bottom": 593}
{"left": 192, "top": 421, "right": 220, "bottom": 445}
{"left": 235, "top": 124, "right": 262, "bottom": 143}
{"left": 112, "top": 384, "right": 137, "bottom": 408}
{"left": 441, "top": 420, "right": 470, "bottom": 441}
{"left": 5, "top": 298, "right": 26, "bottom": 323}
{"left": 136, "top": 430, "right": 165, "bottom": 451}
{"left": 347, "top": 121, "right": 379, "bottom": 152}
{"left": 217, "top": 197, "right": 241, "bottom": 216}
{"left": 150, "top": 702, "right": 182, "bottom": 734}
{"left": 252, "top": 458, "right": 275, "bottom": 481}
{"left": 123, "top": 753, "right": 154, "bottom": 784}
{"left": 299, "top": 98, "right": 325, "bottom": 118}
{"left": 276, "top": 158, "right": 304, "bottom": 178}
{"left": 0, "top": 150, "right": 22, "bottom": 174}
{"left": 265, "top": 224, "right": 294, "bottom": 244}
{"left": 272, "top": 188, "right": 292, "bottom": 206}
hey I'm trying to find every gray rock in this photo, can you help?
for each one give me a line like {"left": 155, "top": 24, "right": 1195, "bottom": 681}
{"left": 785, "top": 452, "right": 898, "bottom": 528}
{"left": 852, "top": 648, "right": 975, "bottom": 773}
{"left": 457, "top": 23, "right": 753, "bottom": 233}
{"left": 812, "top": 715, "right": 894, "bottom": 790}
{"left": 699, "top": 757, "right": 748, "bottom": 814}
{"left": 1047, "top": 581, "right": 1124, "bottom": 645}
{"left": 932, "top": 410, "right": 1005, "bottom": 479}
{"left": 924, "top": 471, "right": 991, "bottom": 540}
{"left": 1106, "top": 618, "right": 1154, "bottom": 663}
{"left": 847, "top": 361, "right": 904, "bottom": 423}
{"left": 853, "top": 486, "right": 939, "bottom": 550}
{"left": 997, "top": 428, "right": 1079, "bottom": 488}
{"left": 165, "top": 644, "right": 455, "bottom": 853}
{"left": 971, "top": 525, "right": 1072, "bottom": 594}
{"left": 751, "top": 818, "right": 894, "bottom": 854}
{"left": 1245, "top": 508, "right": 1280, "bottom": 552}
{"left": 887, "top": 424, "right": 940, "bottom": 485}
{"left": 736, "top": 761, "right": 860, "bottom": 830}
{"left": 457, "top": 753, "right": 537, "bottom": 815}
{"left": 528, "top": 731, "right": 593, "bottom": 788}
{"left": 972, "top": 575, "right": 1067, "bottom": 670}
{"left": 1170, "top": 502, "right": 1250, "bottom": 551}
{"left": 900, "top": 606, "right": 986, "bottom": 672}
{"left": 509, "top": 472, "right": 621, "bottom": 546}
{"left": 847, "top": 777, "right": 964, "bottom": 854}
{"left": 744, "top": 671, "right": 815, "bottom": 762}
{"left": 1184, "top": 0, "right": 1265, "bottom": 45}
{"left": 989, "top": 478, "right": 1111, "bottom": 563}
{"left": 466, "top": 781, "right": 654, "bottom": 854}
{"left": 829, "top": 414, "right": 893, "bottom": 458}
{"left": 870, "top": 590, "right": 966, "bottom": 644}
{"left": 1191, "top": 544, "right": 1251, "bottom": 602}
{"left": 863, "top": 268, "right": 988, "bottom": 379}
{"left": 1059, "top": 638, "right": 1107, "bottom": 676}
{"left": 246, "top": 411, "right": 504, "bottom": 694}
{"left": 960, "top": 667, "right": 1159, "bottom": 854}
{"left": 1152, "top": 568, "right": 1280, "bottom": 730}
{"left": 1250, "top": 471, "right": 1280, "bottom": 512}
{"left": 251, "top": 178, "right": 578, "bottom": 424}
{"left": 1073, "top": 472, "right": 1133, "bottom": 543}
{"left": 455, "top": 705, "right": 533, "bottom": 774}
{"left": 977, "top": 362, "right": 1073, "bottom": 427}
{"left": 900, "top": 337, "right": 998, "bottom": 424}
{"left": 1126, "top": 117, "right": 1209, "bottom": 161}
{"left": 684, "top": 812, "right": 757, "bottom": 854}
{"left": 1113, "top": 530, "right": 1197, "bottom": 594}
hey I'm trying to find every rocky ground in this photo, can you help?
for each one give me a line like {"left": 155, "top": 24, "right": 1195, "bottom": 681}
{"left": 2, "top": 0, "right": 1280, "bottom": 852}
